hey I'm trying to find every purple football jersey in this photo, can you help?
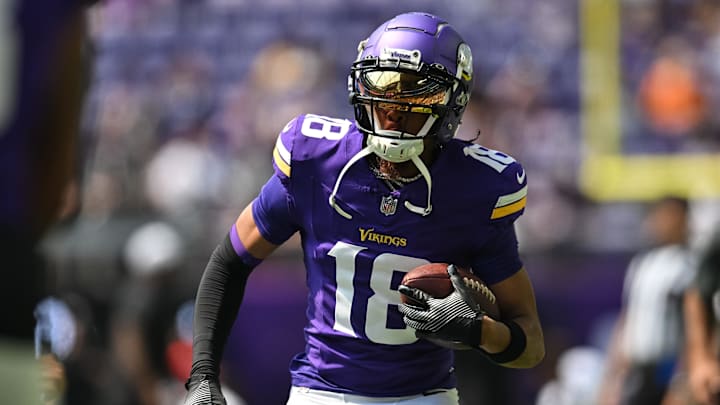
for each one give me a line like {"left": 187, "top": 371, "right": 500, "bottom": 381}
{"left": 258, "top": 113, "right": 527, "bottom": 396}
{"left": 0, "top": 0, "right": 87, "bottom": 233}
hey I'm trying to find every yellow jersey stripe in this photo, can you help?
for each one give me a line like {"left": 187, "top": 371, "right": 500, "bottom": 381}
{"left": 273, "top": 146, "right": 291, "bottom": 177}
{"left": 275, "top": 136, "right": 291, "bottom": 164}
{"left": 491, "top": 196, "right": 526, "bottom": 219}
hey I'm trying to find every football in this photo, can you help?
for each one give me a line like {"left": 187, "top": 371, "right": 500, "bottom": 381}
{"left": 400, "top": 262, "right": 501, "bottom": 320}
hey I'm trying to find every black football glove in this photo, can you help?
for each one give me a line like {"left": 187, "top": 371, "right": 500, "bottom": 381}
{"left": 183, "top": 374, "right": 226, "bottom": 405}
{"left": 398, "top": 264, "right": 485, "bottom": 350}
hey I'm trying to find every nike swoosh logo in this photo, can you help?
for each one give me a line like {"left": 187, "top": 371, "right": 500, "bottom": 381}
{"left": 516, "top": 169, "right": 526, "bottom": 184}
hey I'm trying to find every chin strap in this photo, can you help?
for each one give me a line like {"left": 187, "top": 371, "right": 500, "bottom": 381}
{"left": 328, "top": 145, "right": 374, "bottom": 219}
{"left": 328, "top": 145, "right": 433, "bottom": 219}
{"left": 404, "top": 154, "right": 433, "bottom": 216}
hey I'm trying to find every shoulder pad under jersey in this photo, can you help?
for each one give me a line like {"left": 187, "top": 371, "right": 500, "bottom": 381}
{"left": 271, "top": 114, "right": 355, "bottom": 181}
{"left": 459, "top": 142, "right": 528, "bottom": 223}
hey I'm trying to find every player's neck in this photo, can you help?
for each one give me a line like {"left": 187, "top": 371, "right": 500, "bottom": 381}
{"left": 370, "top": 146, "right": 439, "bottom": 181}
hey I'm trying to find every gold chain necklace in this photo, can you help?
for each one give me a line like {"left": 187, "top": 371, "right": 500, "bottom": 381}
{"left": 368, "top": 160, "right": 423, "bottom": 184}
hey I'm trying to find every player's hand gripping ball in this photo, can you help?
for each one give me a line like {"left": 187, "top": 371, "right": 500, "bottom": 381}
{"left": 398, "top": 263, "right": 500, "bottom": 350}
{"left": 399, "top": 263, "right": 500, "bottom": 318}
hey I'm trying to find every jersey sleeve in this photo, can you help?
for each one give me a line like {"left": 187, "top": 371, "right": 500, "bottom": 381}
{"left": 459, "top": 144, "right": 529, "bottom": 284}
{"left": 488, "top": 161, "right": 527, "bottom": 224}
{"left": 459, "top": 143, "right": 528, "bottom": 224}
{"left": 250, "top": 174, "right": 299, "bottom": 245}
{"left": 469, "top": 222, "right": 523, "bottom": 285}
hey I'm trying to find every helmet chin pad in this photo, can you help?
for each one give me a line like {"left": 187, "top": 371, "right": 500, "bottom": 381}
{"left": 366, "top": 134, "right": 424, "bottom": 163}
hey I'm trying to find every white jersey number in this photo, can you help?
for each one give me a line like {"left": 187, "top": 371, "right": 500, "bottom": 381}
{"left": 463, "top": 144, "right": 515, "bottom": 173}
{"left": 300, "top": 114, "right": 352, "bottom": 140}
{"left": 329, "top": 241, "right": 428, "bottom": 345}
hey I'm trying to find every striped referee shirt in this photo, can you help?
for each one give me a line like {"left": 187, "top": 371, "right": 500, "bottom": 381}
{"left": 621, "top": 244, "right": 696, "bottom": 364}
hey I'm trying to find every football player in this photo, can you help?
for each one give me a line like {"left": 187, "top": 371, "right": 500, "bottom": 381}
{"left": 184, "top": 12, "right": 544, "bottom": 405}
{"left": 0, "top": 0, "right": 96, "bottom": 403}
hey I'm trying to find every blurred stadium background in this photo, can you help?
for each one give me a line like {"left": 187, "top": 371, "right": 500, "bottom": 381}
{"left": 41, "top": 0, "right": 720, "bottom": 404}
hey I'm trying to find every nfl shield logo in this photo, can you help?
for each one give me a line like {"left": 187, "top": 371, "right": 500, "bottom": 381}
{"left": 380, "top": 195, "right": 398, "bottom": 216}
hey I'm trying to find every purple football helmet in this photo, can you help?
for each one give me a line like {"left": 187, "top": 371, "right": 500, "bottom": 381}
{"left": 330, "top": 13, "right": 474, "bottom": 219}
{"left": 349, "top": 12, "right": 474, "bottom": 152}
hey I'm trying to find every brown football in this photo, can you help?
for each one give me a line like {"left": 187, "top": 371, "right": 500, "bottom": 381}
{"left": 400, "top": 262, "right": 501, "bottom": 320}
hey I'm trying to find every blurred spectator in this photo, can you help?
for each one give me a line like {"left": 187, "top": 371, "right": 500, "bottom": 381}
{"left": 637, "top": 35, "right": 706, "bottom": 139}
{"left": 536, "top": 346, "right": 605, "bottom": 405}
{"left": 598, "top": 197, "right": 697, "bottom": 405}
{"left": 156, "top": 52, "right": 217, "bottom": 141}
{"left": 111, "top": 220, "right": 247, "bottom": 405}
{"left": 217, "top": 40, "right": 335, "bottom": 150}
{"left": 36, "top": 293, "right": 141, "bottom": 405}
{"left": 109, "top": 264, "right": 190, "bottom": 405}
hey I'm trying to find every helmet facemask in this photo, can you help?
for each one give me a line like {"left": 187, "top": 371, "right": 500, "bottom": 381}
{"left": 351, "top": 63, "right": 459, "bottom": 158}
{"left": 354, "top": 70, "right": 448, "bottom": 163}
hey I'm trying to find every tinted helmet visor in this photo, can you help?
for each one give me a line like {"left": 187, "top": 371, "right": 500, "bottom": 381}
{"left": 358, "top": 70, "right": 448, "bottom": 109}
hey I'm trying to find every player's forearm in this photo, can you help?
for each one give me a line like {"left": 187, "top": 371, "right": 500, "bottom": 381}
{"left": 190, "top": 235, "right": 256, "bottom": 377}
{"left": 479, "top": 316, "right": 509, "bottom": 352}
{"left": 482, "top": 315, "right": 544, "bottom": 368}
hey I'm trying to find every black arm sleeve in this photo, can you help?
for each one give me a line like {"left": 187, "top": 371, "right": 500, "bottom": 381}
{"left": 189, "top": 234, "right": 255, "bottom": 378}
